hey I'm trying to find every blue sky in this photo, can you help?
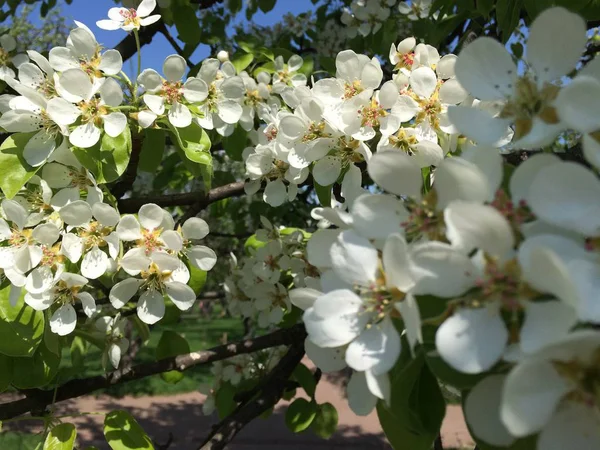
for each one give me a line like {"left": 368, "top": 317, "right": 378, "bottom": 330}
{"left": 29, "top": 0, "right": 315, "bottom": 76}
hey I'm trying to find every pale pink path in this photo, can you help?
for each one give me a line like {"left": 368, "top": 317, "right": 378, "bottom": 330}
{"left": 3, "top": 372, "right": 474, "bottom": 449}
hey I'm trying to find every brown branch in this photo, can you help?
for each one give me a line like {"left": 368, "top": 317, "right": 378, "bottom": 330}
{"left": 198, "top": 338, "right": 306, "bottom": 450}
{"left": 117, "top": 181, "right": 245, "bottom": 213}
{"left": 0, "top": 324, "right": 306, "bottom": 421}
{"left": 111, "top": 137, "right": 144, "bottom": 199}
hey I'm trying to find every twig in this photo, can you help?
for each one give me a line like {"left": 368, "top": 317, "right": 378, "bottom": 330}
{"left": 117, "top": 181, "right": 245, "bottom": 213}
{"left": 0, "top": 324, "right": 306, "bottom": 421}
{"left": 198, "top": 338, "right": 306, "bottom": 450}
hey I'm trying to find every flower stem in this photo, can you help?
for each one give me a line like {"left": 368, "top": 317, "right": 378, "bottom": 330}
{"left": 133, "top": 29, "right": 142, "bottom": 81}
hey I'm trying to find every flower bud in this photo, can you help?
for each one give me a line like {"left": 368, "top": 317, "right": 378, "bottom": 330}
{"left": 217, "top": 50, "right": 229, "bottom": 62}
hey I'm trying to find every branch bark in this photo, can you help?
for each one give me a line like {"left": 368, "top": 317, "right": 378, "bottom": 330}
{"left": 198, "top": 339, "right": 306, "bottom": 450}
{"left": 0, "top": 324, "right": 306, "bottom": 421}
{"left": 117, "top": 181, "right": 245, "bottom": 213}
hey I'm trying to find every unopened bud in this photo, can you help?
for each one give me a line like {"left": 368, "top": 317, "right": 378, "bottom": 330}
{"left": 217, "top": 50, "right": 229, "bottom": 62}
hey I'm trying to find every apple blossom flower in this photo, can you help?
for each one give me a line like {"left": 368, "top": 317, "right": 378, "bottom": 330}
{"left": 398, "top": 0, "right": 432, "bottom": 20}
{"left": 137, "top": 55, "right": 209, "bottom": 128}
{"left": 0, "top": 34, "right": 28, "bottom": 80}
{"left": 501, "top": 330, "right": 600, "bottom": 449}
{"left": 448, "top": 7, "right": 586, "bottom": 148}
{"left": 52, "top": 69, "right": 127, "bottom": 148}
{"left": 109, "top": 251, "right": 195, "bottom": 324}
{"left": 49, "top": 26, "right": 123, "bottom": 78}
{"left": 160, "top": 217, "right": 217, "bottom": 271}
{"left": 96, "top": 314, "right": 129, "bottom": 369}
{"left": 24, "top": 272, "right": 96, "bottom": 336}
{"left": 97, "top": 0, "right": 161, "bottom": 32}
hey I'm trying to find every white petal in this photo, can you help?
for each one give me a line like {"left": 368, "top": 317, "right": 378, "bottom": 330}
{"left": 345, "top": 317, "right": 400, "bottom": 375}
{"left": 32, "top": 223, "right": 60, "bottom": 246}
{"left": 138, "top": 203, "right": 166, "bottom": 230}
{"left": 103, "top": 112, "right": 127, "bottom": 137}
{"left": 165, "top": 281, "right": 196, "bottom": 311}
{"left": 509, "top": 153, "right": 560, "bottom": 203}
{"left": 138, "top": 69, "right": 162, "bottom": 91}
{"left": 110, "top": 278, "right": 142, "bottom": 309}
{"left": 100, "top": 78, "right": 124, "bottom": 107}
{"left": 313, "top": 156, "right": 341, "bottom": 186}
{"left": 187, "top": 245, "right": 217, "bottom": 271}
{"left": 99, "top": 49, "right": 123, "bottom": 75}
{"left": 182, "top": 217, "right": 209, "bottom": 240}
{"left": 81, "top": 247, "right": 109, "bottom": 279}
{"left": 444, "top": 201, "right": 514, "bottom": 257}
{"left": 58, "top": 69, "right": 93, "bottom": 102}
{"left": 96, "top": 19, "right": 123, "bottom": 31}
{"left": 330, "top": 230, "right": 378, "bottom": 287}
{"left": 527, "top": 7, "right": 586, "bottom": 84}
{"left": 447, "top": 105, "right": 512, "bottom": 146}
{"left": 500, "top": 358, "right": 571, "bottom": 437}
{"left": 347, "top": 371, "right": 377, "bottom": 416}
{"left": 120, "top": 247, "right": 151, "bottom": 272}
{"left": 92, "top": 202, "right": 120, "bottom": 227}
{"left": 435, "top": 157, "right": 491, "bottom": 209}
{"left": 2, "top": 199, "right": 27, "bottom": 229}
{"left": 46, "top": 97, "right": 81, "bottom": 126}
{"left": 368, "top": 151, "right": 421, "bottom": 198}
{"left": 216, "top": 100, "right": 243, "bottom": 124}
{"left": 351, "top": 194, "right": 407, "bottom": 239}
{"left": 304, "top": 338, "right": 346, "bottom": 372}
{"left": 168, "top": 102, "right": 192, "bottom": 128}
{"left": 263, "top": 179, "right": 287, "bottom": 207}
{"left": 70, "top": 123, "right": 101, "bottom": 149}
{"left": 383, "top": 233, "right": 415, "bottom": 292}
{"left": 183, "top": 78, "right": 208, "bottom": 103}
{"left": 77, "top": 291, "right": 97, "bottom": 317}
{"left": 527, "top": 161, "right": 600, "bottom": 236}
{"left": 163, "top": 54, "right": 186, "bottom": 82}
{"left": 410, "top": 66, "right": 437, "bottom": 99}
{"left": 50, "top": 304, "right": 77, "bottom": 335}
{"left": 60, "top": 233, "right": 83, "bottom": 263}
{"left": 306, "top": 229, "right": 341, "bottom": 269}
{"left": 143, "top": 94, "right": 165, "bottom": 115}
{"left": 520, "top": 300, "right": 577, "bottom": 354}
{"left": 410, "top": 241, "right": 476, "bottom": 297}
{"left": 537, "top": 402, "right": 600, "bottom": 450}
{"left": 24, "top": 291, "right": 54, "bottom": 311}
{"left": 289, "top": 288, "right": 322, "bottom": 311}
{"left": 304, "top": 289, "right": 367, "bottom": 348}
{"left": 436, "top": 306, "right": 507, "bottom": 374}
{"left": 116, "top": 215, "right": 143, "bottom": 240}
{"left": 137, "top": 289, "right": 165, "bottom": 324}
{"left": 464, "top": 375, "right": 516, "bottom": 447}
{"left": 455, "top": 37, "right": 517, "bottom": 100}
{"left": 59, "top": 200, "right": 92, "bottom": 226}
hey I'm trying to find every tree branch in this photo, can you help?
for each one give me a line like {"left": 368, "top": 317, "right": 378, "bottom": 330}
{"left": 159, "top": 24, "right": 195, "bottom": 69}
{"left": 117, "top": 181, "right": 245, "bottom": 213}
{"left": 0, "top": 324, "right": 306, "bottom": 421}
{"left": 198, "top": 339, "right": 306, "bottom": 450}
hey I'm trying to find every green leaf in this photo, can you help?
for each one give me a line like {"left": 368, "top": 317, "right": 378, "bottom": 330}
{"left": 258, "top": 0, "right": 276, "bottom": 13}
{"left": 12, "top": 339, "right": 61, "bottom": 389}
{"left": 0, "top": 353, "right": 12, "bottom": 392}
{"left": 0, "top": 285, "right": 44, "bottom": 357}
{"left": 377, "top": 343, "right": 446, "bottom": 450}
{"left": 173, "top": 2, "right": 201, "bottom": 45}
{"left": 311, "top": 403, "right": 338, "bottom": 439}
{"left": 43, "top": 423, "right": 76, "bottom": 450}
{"left": 0, "top": 132, "right": 41, "bottom": 198}
{"left": 104, "top": 410, "right": 154, "bottom": 450}
{"left": 70, "top": 336, "right": 87, "bottom": 369}
{"left": 292, "top": 363, "right": 316, "bottom": 398}
{"left": 221, "top": 125, "right": 248, "bottom": 161}
{"left": 169, "top": 122, "right": 213, "bottom": 190}
{"left": 156, "top": 331, "right": 190, "bottom": 384}
{"left": 244, "top": 234, "right": 267, "bottom": 251}
{"left": 228, "top": 0, "right": 242, "bottom": 14}
{"left": 215, "top": 382, "right": 237, "bottom": 419}
{"left": 232, "top": 53, "right": 254, "bottom": 74}
{"left": 476, "top": 0, "right": 495, "bottom": 17}
{"left": 187, "top": 263, "right": 208, "bottom": 295}
{"left": 72, "top": 127, "right": 132, "bottom": 183}
{"left": 496, "top": 0, "right": 521, "bottom": 42}
{"left": 285, "top": 398, "right": 317, "bottom": 433}
{"left": 132, "top": 316, "right": 151, "bottom": 344}
{"left": 313, "top": 181, "right": 332, "bottom": 207}
{"left": 139, "top": 129, "right": 166, "bottom": 173}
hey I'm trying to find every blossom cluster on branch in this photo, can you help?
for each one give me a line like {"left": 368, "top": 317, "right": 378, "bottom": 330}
{"left": 0, "top": 1, "right": 598, "bottom": 449}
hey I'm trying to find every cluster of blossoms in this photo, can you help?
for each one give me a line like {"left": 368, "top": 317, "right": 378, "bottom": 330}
{"left": 243, "top": 33, "right": 470, "bottom": 207}
{"left": 199, "top": 346, "right": 287, "bottom": 415}
{"left": 277, "top": 6, "right": 600, "bottom": 447}
{"left": 0, "top": 157, "right": 216, "bottom": 340}
{"left": 341, "top": 0, "right": 397, "bottom": 37}
{"left": 223, "top": 217, "right": 318, "bottom": 328}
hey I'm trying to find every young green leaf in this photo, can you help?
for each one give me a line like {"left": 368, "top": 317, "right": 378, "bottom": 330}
{"left": 311, "top": 403, "right": 338, "bottom": 439}
{"left": 0, "top": 132, "right": 41, "bottom": 199}
{"left": 43, "top": 423, "right": 77, "bottom": 450}
{"left": 285, "top": 398, "right": 318, "bottom": 433}
{"left": 0, "top": 286, "right": 44, "bottom": 357}
{"left": 156, "top": 330, "right": 190, "bottom": 384}
{"left": 104, "top": 410, "right": 155, "bottom": 450}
